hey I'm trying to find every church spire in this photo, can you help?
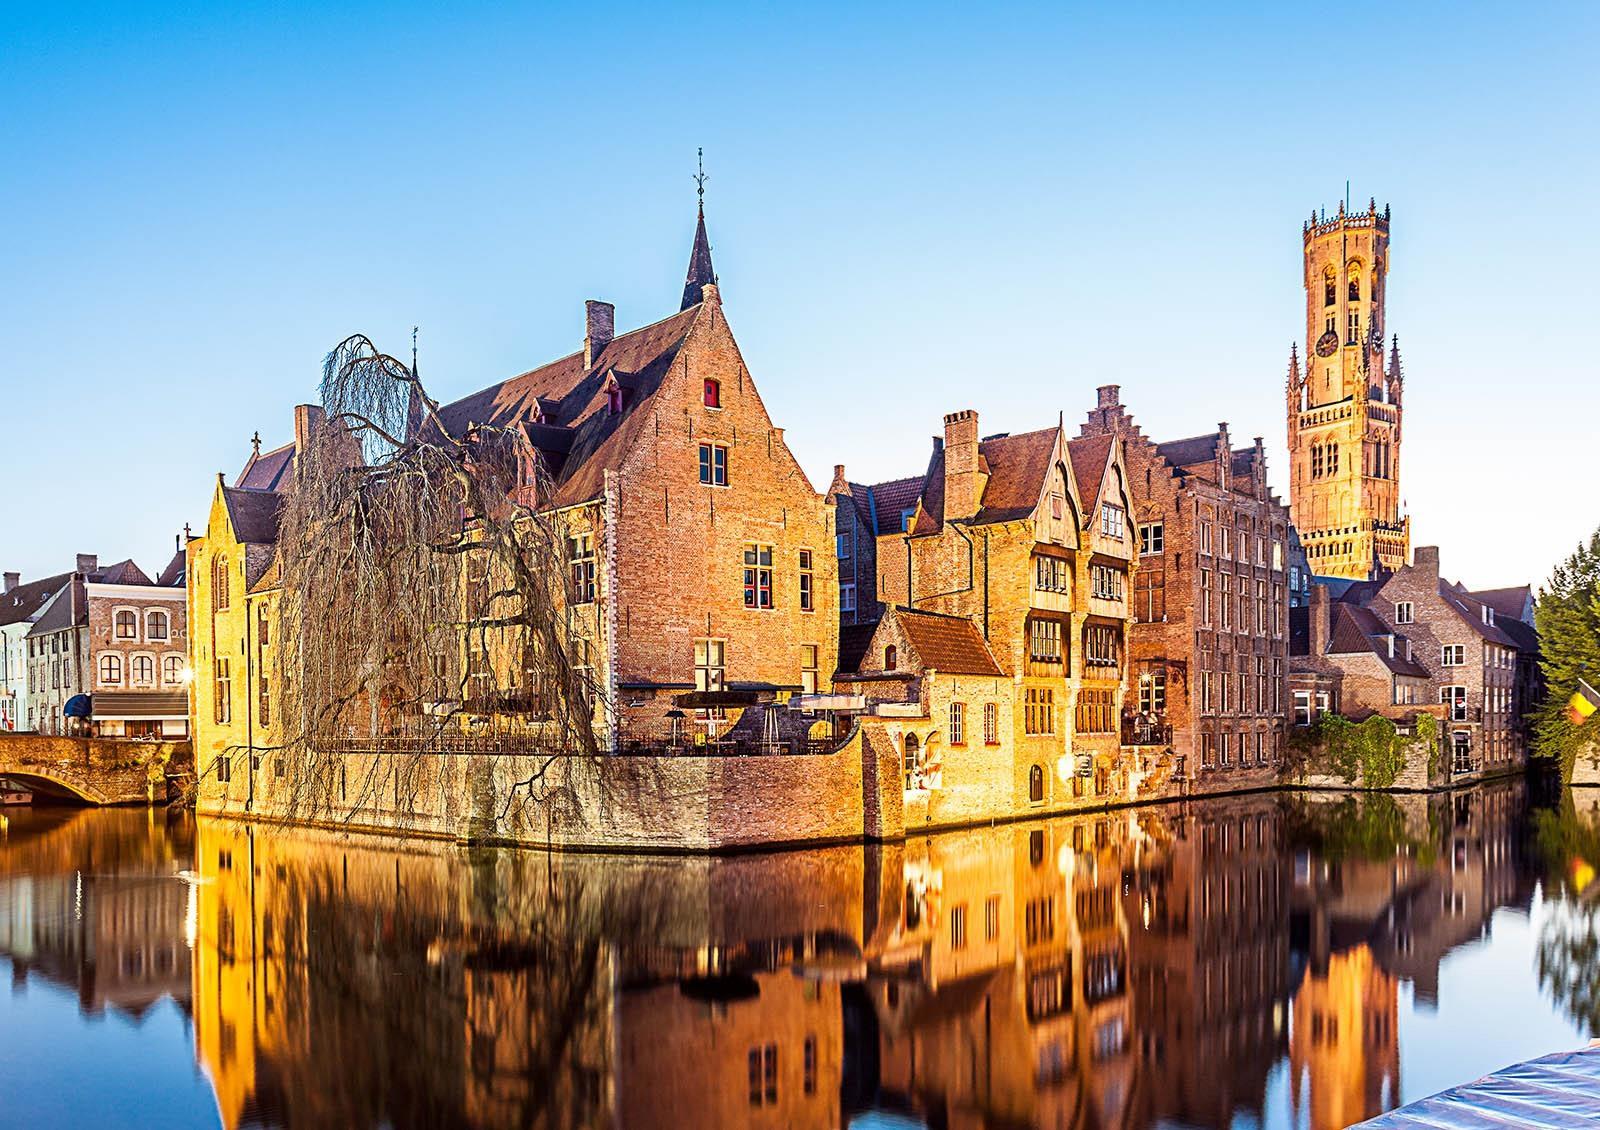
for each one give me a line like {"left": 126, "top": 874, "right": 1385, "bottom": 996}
{"left": 681, "top": 148, "right": 718, "bottom": 310}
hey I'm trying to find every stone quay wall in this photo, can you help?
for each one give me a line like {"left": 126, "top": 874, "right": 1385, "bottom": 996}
{"left": 0, "top": 732, "right": 192, "bottom": 804}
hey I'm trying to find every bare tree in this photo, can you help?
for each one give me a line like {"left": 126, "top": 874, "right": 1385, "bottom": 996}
{"left": 263, "top": 334, "right": 605, "bottom": 836}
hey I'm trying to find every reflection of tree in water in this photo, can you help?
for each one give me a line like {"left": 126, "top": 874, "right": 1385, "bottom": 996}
{"left": 239, "top": 842, "right": 679, "bottom": 1130}
{"left": 1528, "top": 793, "right": 1600, "bottom": 1036}
{"left": 1282, "top": 793, "right": 1440, "bottom": 865}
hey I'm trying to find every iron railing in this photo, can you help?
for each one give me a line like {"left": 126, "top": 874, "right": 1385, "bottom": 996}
{"left": 1121, "top": 717, "right": 1173, "bottom": 746}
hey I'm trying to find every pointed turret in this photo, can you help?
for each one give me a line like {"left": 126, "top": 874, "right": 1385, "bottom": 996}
{"left": 681, "top": 202, "right": 717, "bottom": 310}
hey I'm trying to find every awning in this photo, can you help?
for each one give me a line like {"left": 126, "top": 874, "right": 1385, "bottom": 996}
{"left": 63, "top": 694, "right": 92, "bottom": 718}
{"left": 92, "top": 690, "right": 189, "bottom": 720}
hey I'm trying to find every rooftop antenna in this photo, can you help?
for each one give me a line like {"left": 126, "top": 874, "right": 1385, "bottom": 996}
{"left": 1345, "top": 179, "right": 1351, "bottom": 212}
{"left": 693, "top": 147, "right": 708, "bottom": 212}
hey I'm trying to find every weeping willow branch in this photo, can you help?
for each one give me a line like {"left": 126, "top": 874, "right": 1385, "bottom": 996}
{"left": 267, "top": 334, "right": 607, "bottom": 831}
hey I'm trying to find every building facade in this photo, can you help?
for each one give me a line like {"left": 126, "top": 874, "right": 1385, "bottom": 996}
{"left": 1286, "top": 201, "right": 1409, "bottom": 580}
{"left": 1, "top": 571, "right": 71, "bottom": 730}
{"left": 1079, "top": 385, "right": 1292, "bottom": 792}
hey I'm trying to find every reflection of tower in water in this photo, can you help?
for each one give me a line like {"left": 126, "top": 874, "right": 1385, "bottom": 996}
{"left": 1290, "top": 944, "right": 1400, "bottom": 1130}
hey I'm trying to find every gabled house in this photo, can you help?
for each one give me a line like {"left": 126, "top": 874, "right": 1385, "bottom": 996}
{"left": 855, "top": 407, "right": 1138, "bottom": 816}
{"left": 0, "top": 570, "right": 72, "bottom": 730}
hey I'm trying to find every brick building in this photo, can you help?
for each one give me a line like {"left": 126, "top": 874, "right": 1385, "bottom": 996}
{"left": 1078, "top": 385, "right": 1292, "bottom": 791}
{"left": 1286, "top": 201, "right": 1410, "bottom": 579}
{"left": 844, "top": 408, "right": 1137, "bottom": 814}
{"left": 827, "top": 471, "right": 922, "bottom": 625}
{"left": 1, "top": 571, "right": 72, "bottom": 730}
{"left": 1289, "top": 546, "right": 1537, "bottom": 781}
{"left": 24, "top": 554, "right": 187, "bottom": 736}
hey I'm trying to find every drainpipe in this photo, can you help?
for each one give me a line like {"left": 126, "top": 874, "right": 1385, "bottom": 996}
{"left": 245, "top": 594, "right": 254, "bottom": 813}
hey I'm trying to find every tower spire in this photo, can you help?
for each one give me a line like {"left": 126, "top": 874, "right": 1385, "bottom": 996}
{"left": 681, "top": 148, "right": 717, "bottom": 310}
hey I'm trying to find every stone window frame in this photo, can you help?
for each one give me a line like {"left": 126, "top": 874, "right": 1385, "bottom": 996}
{"left": 112, "top": 606, "right": 141, "bottom": 641}
{"left": 949, "top": 701, "right": 966, "bottom": 747}
{"left": 98, "top": 651, "right": 124, "bottom": 687}
{"left": 161, "top": 653, "right": 185, "bottom": 687}
{"left": 129, "top": 651, "right": 158, "bottom": 688}
{"left": 983, "top": 702, "right": 999, "bottom": 745}
{"left": 145, "top": 608, "right": 171, "bottom": 642}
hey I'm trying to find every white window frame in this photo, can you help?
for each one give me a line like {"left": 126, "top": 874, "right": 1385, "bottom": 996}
{"left": 1441, "top": 644, "right": 1466, "bottom": 667}
{"left": 145, "top": 608, "right": 171, "bottom": 641}
{"left": 839, "top": 582, "right": 856, "bottom": 613}
{"left": 949, "top": 701, "right": 965, "bottom": 746}
{"left": 112, "top": 606, "right": 140, "bottom": 641}
{"left": 98, "top": 652, "right": 124, "bottom": 686}
{"left": 129, "top": 651, "right": 157, "bottom": 688}
{"left": 1138, "top": 522, "right": 1164, "bottom": 556}
{"left": 1395, "top": 601, "right": 1414, "bottom": 625}
{"left": 162, "top": 654, "right": 185, "bottom": 687}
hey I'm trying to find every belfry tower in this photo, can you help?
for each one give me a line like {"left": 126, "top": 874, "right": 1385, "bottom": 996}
{"left": 1286, "top": 199, "right": 1409, "bottom": 579}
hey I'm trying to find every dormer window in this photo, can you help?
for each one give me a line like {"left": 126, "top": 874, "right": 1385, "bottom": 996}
{"left": 606, "top": 382, "right": 623, "bottom": 415}
{"left": 884, "top": 645, "right": 897, "bottom": 672}
{"left": 703, "top": 378, "right": 721, "bottom": 409}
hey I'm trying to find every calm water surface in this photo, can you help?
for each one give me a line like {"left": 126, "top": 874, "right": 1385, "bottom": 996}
{"left": 2, "top": 779, "right": 1596, "bottom": 1129}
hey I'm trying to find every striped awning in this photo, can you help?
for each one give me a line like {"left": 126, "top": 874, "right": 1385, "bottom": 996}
{"left": 91, "top": 690, "right": 189, "bottom": 720}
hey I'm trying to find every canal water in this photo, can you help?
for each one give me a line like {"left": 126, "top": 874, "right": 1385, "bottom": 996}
{"left": 1, "top": 778, "right": 1595, "bottom": 1129}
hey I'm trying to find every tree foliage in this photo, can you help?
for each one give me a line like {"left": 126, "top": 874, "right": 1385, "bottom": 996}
{"left": 1290, "top": 712, "right": 1421, "bottom": 789}
{"left": 1533, "top": 528, "right": 1600, "bottom": 778}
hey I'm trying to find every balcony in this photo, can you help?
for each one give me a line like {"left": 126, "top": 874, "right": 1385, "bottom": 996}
{"left": 1121, "top": 715, "right": 1173, "bottom": 747}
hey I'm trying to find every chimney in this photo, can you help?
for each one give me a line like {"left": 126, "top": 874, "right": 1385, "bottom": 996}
{"left": 942, "top": 410, "right": 984, "bottom": 522}
{"left": 826, "top": 464, "right": 851, "bottom": 503}
{"left": 75, "top": 553, "right": 98, "bottom": 576}
{"left": 293, "top": 403, "right": 324, "bottom": 455}
{"left": 700, "top": 282, "right": 720, "bottom": 307}
{"left": 3, "top": 572, "right": 18, "bottom": 593}
{"left": 584, "top": 300, "right": 615, "bottom": 369}
{"left": 1309, "top": 583, "right": 1331, "bottom": 656}
{"left": 1413, "top": 545, "right": 1440, "bottom": 580}
{"left": 1096, "top": 384, "right": 1121, "bottom": 410}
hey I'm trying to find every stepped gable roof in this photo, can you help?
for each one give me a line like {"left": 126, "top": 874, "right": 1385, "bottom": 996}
{"left": 837, "top": 619, "right": 881, "bottom": 675}
{"left": 1469, "top": 585, "right": 1534, "bottom": 625}
{"left": 236, "top": 442, "right": 295, "bottom": 491}
{"left": 895, "top": 606, "right": 1006, "bottom": 677}
{"left": 909, "top": 427, "right": 1060, "bottom": 534}
{"left": 1154, "top": 433, "right": 1219, "bottom": 469}
{"left": 1326, "top": 603, "right": 1430, "bottom": 677}
{"left": 434, "top": 304, "right": 702, "bottom": 508}
{"left": 1230, "top": 447, "right": 1258, "bottom": 480}
{"left": 0, "top": 572, "right": 72, "bottom": 627}
{"left": 223, "top": 487, "right": 286, "bottom": 546}
{"left": 1066, "top": 433, "right": 1113, "bottom": 510}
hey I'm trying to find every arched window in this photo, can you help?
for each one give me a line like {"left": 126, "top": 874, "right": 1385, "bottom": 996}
{"left": 1323, "top": 268, "right": 1336, "bottom": 307}
{"left": 214, "top": 556, "right": 230, "bottom": 611}
{"left": 114, "top": 610, "right": 138, "bottom": 639}
{"left": 132, "top": 654, "right": 155, "bottom": 686}
{"left": 1029, "top": 764, "right": 1045, "bottom": 803}
{"left": 1348, "top": 273, "right": 1361, "bottom": 302}
{"left": 903, "top": 733, "right": 920, "bottom": 791}
{"left": 99, "top": 653, "right": 123, "bottom": 685}
{"left": 162, "top": 655, "right": 184, "bottom": 686}
{"left": 146, "top": 609, "right": 169, "bottom": 641}
{"left": 884, "top": 645, "right": 897, "bottom": 672}
{"left": 703, "top": 378, "right": 721, "bottom": 408}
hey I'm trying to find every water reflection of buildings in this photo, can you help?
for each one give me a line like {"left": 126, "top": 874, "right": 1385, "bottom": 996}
{"left": 0, "top": 778, "right": 1525, "bottom": 1129}
{"left": 1286, "top": 779, "right": 1535, "bottom": 1129}
{"left": 0, "top": 808, "right": 193, "bottom": 1022}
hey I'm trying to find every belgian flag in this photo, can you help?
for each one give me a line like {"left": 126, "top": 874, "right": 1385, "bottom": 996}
{"left": 1568, "top": 678, "right": 1600, "bottom": 726}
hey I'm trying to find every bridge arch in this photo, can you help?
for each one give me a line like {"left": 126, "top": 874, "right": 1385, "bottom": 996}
{"left": 0, "top": 771, "right": 108, "bottom": 805}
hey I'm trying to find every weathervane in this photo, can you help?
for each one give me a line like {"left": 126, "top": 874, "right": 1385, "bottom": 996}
{"left": 693, "top": 147, "right": 708, "bottom": 208}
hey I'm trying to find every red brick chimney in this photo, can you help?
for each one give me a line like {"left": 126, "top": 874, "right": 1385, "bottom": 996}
{"left": 75, "top": 553, "right": 98, "bottom": 576}
{"left": 3, "top": 571, "right": 18, "bottom": 593}
{"left": 584, "top": 300, "right": 615, "bottom": 369}
{"left": 942, "top": 410, "right": 984, "bottom": 522}
{"left": 1309, "top": 582, "right": 1331, "bottom": 656}
{"left": 1412, "top": 545, "right": 1440, "bottom": 581}
{"left": 293, "top": 404, "right": 324, "bottom": 455}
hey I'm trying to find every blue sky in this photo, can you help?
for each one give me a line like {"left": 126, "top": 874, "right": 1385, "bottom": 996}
{"left": 2, "top": 2, "right": 1595, "bottom": 588}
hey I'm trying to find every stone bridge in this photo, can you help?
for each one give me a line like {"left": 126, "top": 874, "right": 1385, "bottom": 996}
{"left": 0, "top": 733, "right": 193, "bottom": 805}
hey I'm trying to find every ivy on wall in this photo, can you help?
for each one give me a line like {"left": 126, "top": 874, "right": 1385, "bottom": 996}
{"left": 1290, "top": 712, "right": 1438, "bottom": 789}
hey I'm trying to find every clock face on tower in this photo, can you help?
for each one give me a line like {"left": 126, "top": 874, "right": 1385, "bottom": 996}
{"left": 1315, "top": 329, "right": 1339, "bottom": 357}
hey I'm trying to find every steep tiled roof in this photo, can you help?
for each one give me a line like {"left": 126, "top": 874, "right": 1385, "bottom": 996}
{"left": 95, "top": 559, "right": 151, "bottom": 586}
{"left": 837, "top": 620, "right": 881, "bottom": 675}
{"left": 435, "top": 305, "right": 701, "bottom": 508}
{"left": 1326, "top": 603, "right": 1431, "bottom": 677}
{"left": 907, "top": 427, "right": 1059, "bottom": 534}
{"left": 1469, "top": 585, "right": 1534, "bottom": 625}
{"left": 0, "top": 572, "right": 72, "bottom": 627}
{"left": 1154, "top": 433, "right": 1218, "bottom": 469}
{"left": 897, "top": 607, "right": 1006, "bottom": 676}
{"left": 236, "top": 442, "right": 295, "bottom": 491}
{"left": 223, "top": 487, "right": 286, "bottom": 546}
{"left": 1496, "top": 615, "right": 1540, "bottom": 654}
{"left": 27, "top": 579, "right": 81, "bottom": 636}
{"left": 1066, "top": 434, "right": 1113, "bottom": 511}
{"left": 1438, "top": 583, "right": 1519, "bottom": 648}
{"left": 155, "top": 550, "right": 186, "bottom": 588}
